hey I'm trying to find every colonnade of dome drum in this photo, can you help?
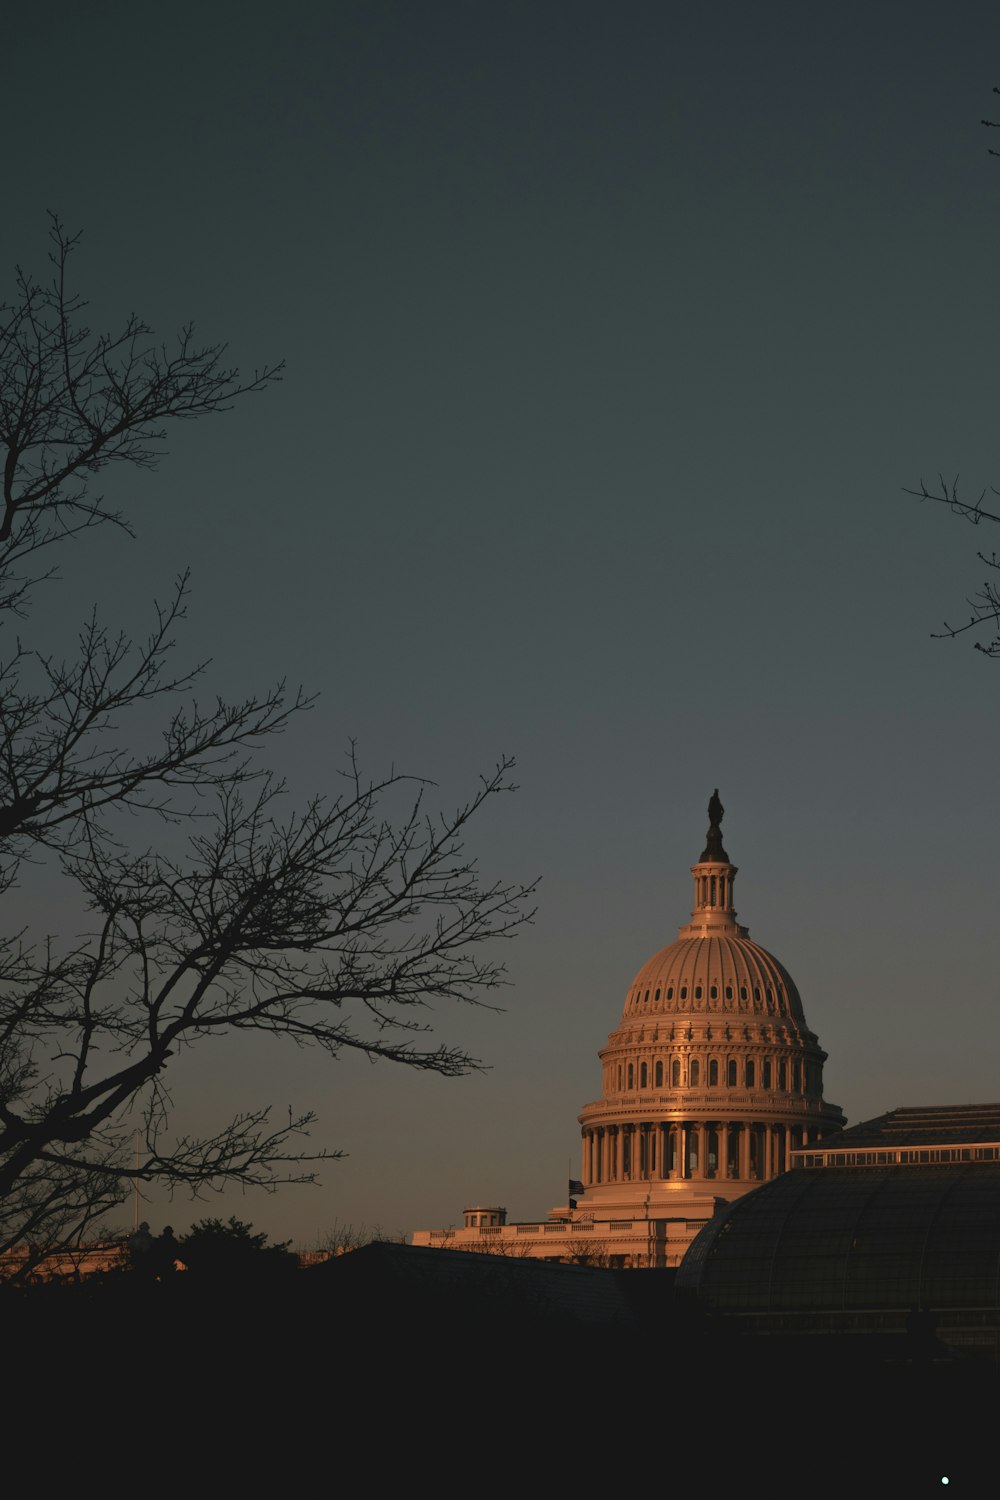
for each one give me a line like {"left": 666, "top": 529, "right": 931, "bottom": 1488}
{"left": 581, "top": 1116, "right": 826, "bottom": 1186}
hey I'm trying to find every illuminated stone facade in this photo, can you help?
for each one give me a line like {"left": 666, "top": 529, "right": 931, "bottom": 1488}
{"left": 413, "top": 795, "right": 845, "bottom": 1267}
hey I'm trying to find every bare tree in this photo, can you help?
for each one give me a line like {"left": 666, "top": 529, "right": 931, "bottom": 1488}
{"left": 905, "top": 479, "right": 1000, "bottom": 657}
{"left": 0, "top": 221, "right": 535, "bottom": 1275}
{"left": 905, "top": 101, "right": 1000, "bottom": 660}
{"left": 309, "top": 1220, "right": 404, "bottom": 1261}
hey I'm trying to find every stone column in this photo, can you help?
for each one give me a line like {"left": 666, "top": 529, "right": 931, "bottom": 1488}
{"left": 738, "top": 1122, "right": 750, "bottom": 1179}
{"left": 690, "top": 1122, "right": 702, "bottom": 1179}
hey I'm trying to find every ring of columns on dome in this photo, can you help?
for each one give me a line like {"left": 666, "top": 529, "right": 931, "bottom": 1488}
{"left": 579, "top": 1120, "right": 825, "bottom": 1185}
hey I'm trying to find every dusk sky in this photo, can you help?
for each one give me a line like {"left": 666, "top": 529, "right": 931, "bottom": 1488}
{"left": 4, "top": 2, "right": 1000, "bottom": 1245}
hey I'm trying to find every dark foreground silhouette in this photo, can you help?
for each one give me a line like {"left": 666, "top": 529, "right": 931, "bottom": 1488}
{"left": 6, "top": 1243, "right": 993, "bottom": 1495}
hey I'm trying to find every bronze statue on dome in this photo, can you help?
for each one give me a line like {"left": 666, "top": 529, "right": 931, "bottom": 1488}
{"left": 700, "top": 788, "right": 729, "bottom": 862}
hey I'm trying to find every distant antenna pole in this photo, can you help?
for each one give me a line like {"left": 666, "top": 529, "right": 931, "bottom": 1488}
{"left": 133, "top": 1131, "right": 141, "bottom": 1231}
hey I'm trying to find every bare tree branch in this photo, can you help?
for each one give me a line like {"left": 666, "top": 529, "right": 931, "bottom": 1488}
{"left": 0, "top": 224, "right": 535, "bottom": 1275}
{"left": 906, "top": 476, "right": 1000, "bottom": 656}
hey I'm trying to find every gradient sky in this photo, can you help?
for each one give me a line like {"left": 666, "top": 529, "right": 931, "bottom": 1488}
{"left": 3, "top": 2, "right": 1000, "bottom": 1246}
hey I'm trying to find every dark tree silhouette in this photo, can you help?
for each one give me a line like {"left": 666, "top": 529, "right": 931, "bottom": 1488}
{"left": 906, "top": 479, "right": 1000, "bottom": 657}
{"left": 906, "top": 100, "right": 1000, "bottom": 659}
{"left": 0, "top": 221, "right": 535, "bottom": 1275}
{"left": 178, "top": 1216, "right": 296, "bottom": 1279}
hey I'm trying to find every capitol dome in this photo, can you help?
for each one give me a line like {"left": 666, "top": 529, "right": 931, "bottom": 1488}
{"left": 624, "top": 935, "right": 805, "bottom": 1026}
{"left": 576, "top": 792, "right": 844, "bottom": 1234}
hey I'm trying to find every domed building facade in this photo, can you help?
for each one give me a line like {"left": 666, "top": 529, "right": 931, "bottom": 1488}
{"left": 413, "top": 794, "right": 845, "bottom": 1266}
{"left": 576, "top": 791, "right": 845, "bottom": 1237}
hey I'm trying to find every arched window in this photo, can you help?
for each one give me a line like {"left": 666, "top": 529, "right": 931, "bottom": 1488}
{"left": 746, "top": 1060, "right": 755, "bottom": 1087}
{"left": 627, "top": 1062, "right": 634, "bottom": 1089}
{"left": 778, "top": 1060, "right": 787, "bottom": 1090}
{"left": 639, "top": 1062, "right": 648, "bottom": 1088}
{"left": 763, "top": 1059, "right": 772, "bottom": 1088}
{"left": 671, "top": 1059, "right": 681, "bottom": 1087}
{"left": 655, "top": 1060, "right": 663, "bottom": 1088}
{"left": 690, "top": 1058, "right": 700, "bottom": 1087}
{"left": 793, "top": 1061, "right": 801, "bottom": 1092}
{"left": 617, "top": 1065, "right": 623, "bottom": 1089}
{"left": 727, "top": 1059, "right": 737, "bottom": 1086}
{"left": 709, "top": 1059, "right": 719, "bottom": 1086}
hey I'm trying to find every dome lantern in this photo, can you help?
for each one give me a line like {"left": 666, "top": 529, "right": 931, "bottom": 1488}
{"left": 683, "top": 788, "right": 742, "bottom": 937}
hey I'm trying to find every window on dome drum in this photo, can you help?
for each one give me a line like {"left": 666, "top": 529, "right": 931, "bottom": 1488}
{"left": 655, "top": 1061, "right": 663, "bottom": 1088}
{"left": 763, "top": 1060, "right": 772, "bottom": 1088}
{"left": 727, "top": 1059, "right": 737, "bottom": 1086}
{"left": 709, "top": 1059, "right": 719, "bottom": 1086}
{"left": 746, "top": 1060, "right": 755, "bottom": 1087}
{"left": 628, "top": 1063, "right": 634, "bottom": 1089}
{"left": 640, "top": 1062, "right": 648, "bottom": 1088}
{"left": 671, "top": 1059, "right": 681, "bottom": 1087}
{"left": 617, "top": 1066, "right": 623, "bottom": 1090}
{"left": 793, "top": 1061, "right": 801, "bottom": 1092}
{"left": 778, "top": 1060, "right": 787, "bottom": 1090}
{"left": 690, "top": 1059, "right": 700, "bottom": 1086}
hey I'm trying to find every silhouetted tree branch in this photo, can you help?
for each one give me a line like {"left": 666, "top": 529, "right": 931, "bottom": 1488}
{"left": 905, "top": 102, "right": 1000, "bottom": 658}
{"left": 905, "top": 478, "right": 1000, "bottom": 657}
{"left": 0, "top": 222, "right": 535, "bottom": 1275}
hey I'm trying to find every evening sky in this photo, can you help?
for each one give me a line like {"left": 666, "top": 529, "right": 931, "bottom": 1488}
{"left": 3, "top": 2, "right": 999, "bottom": 1243}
